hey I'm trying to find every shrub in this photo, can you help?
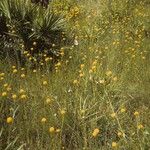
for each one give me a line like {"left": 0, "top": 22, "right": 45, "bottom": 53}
{"left": 0, "top": 0, "right": 67, "bottom": 67}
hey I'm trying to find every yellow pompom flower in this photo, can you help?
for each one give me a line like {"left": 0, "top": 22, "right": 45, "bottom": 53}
{"left": 56, "top": 129, "right": 61, "bottom": 133}
{"left": 106, "top": 70, "right": 112, "bottom": 76}
{"left": 60, "top": 109, "right": 66, "bottom": 115}
{"left": 137, "top": 124, "right": 144, "bottom": 129}
{"left": 117, "top": 131, "right": 124, "bottom": 137}
{"left": 134, "top": 111, "right": 139, "bottom": 117}
{"left": 33, "top": 42, "right": 37, "bottom": 46}
{"left": 20, "top": 94, "right": 27, "bottom": 100}
{"left": 111, "top": 113, "right": 116, "bottom": 118}
{"left": 113, "top": 77, "right": 118, "bottom": 81}
{"left": 121, "top": 108, "right": 126, "bottom": 113}
{"left": 21, "top": 68, "right": 25, "bottom": 71}
{"left": 13, "top": 69, "right": 17, "bottom": 74}
{"left": 12, "top": 94, "right": 17, "bottom": 100}
{"left": 46, "top": 98, "right": 51, "bottom": 104}
{"left": 41, "top": 118, "right": 47, "bottom": 123}
{"left": 19, "top": 89, "right": 25, "bottom": 94}
{"left": 12, "top": 66, "right": 16, "bottom": 69}
{"left": 45, "top": 57, "right": 50, "bottom": 62}
{"left": 0, "top": 77, "right": 4, "bottom": 80}
{"left": 33, "top": 69, "right": 37, "bottom": 73}
{"left": 43, "top": 81, "right": 48, "bottom": 85}
{"left": 49, "top": 127, "right": 55, "bottom": 133}
{"left": 30, "top": 47, "right": 34, "bottom": 51}
{"left": 6, "top": 117, "right": 14, "bottom": 124}
{"left": 0, "top": 73, "right": 5, "bottom": 76}
{"left": 2, "top": 92, "right": 7, "bottom": 97}
{"left": 112, "top": 142, "right": 117, "bottom": 148}
{"left": 73, "top": 79, "right": 78, "bottom": 85}
{"left": 7, "top": 87, "right": 12, "bottom": 91}
{"left": 3, "top": 83, "right": 8, "bottom": 87}
{"left": 79, "top": 73, "right": 84, "bottom": 77}
{"left": 21, "top": 74, "right": 26, "bottom": 78}
{"left": 92, "top": 128, "right": 100, "bottom": 137}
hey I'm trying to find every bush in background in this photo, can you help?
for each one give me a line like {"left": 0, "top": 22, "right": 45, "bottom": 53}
{"left": 0, "top": 0, "right": 68, "bottom": 67}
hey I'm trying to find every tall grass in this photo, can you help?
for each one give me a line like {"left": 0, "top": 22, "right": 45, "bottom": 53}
{"left": 0, "top": 0, "right": 150, "bottom": 149}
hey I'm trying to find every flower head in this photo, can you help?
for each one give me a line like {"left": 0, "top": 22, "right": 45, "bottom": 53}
{"left": 7, "top": 117, "right": 14, "bottom": 124}
{"left": 12, "top": 94, "right": 17, "bottom": 100}
{"left": 49, "top": 127, "right": 55, "bottom": 133}
{"left": 43, "top": 81, "right": 48, "bottom": 86}
{"left": 2, "top": 92, "right": 7, "bottom": 97}
{"left": 92, "top": 128, "right": 100, "bottom": 137}
{"left": 134, "top": 111, "right": 139, "bottom": 117}
{"left": 111, "top": 113, "right": 116, "bottom": 118}
{"left": 112, "top": 142, "right": 117, "bottom": 148}
{"left": 137, "top": 124, "right": 144, "bottom": 129}
{"left": 121, "top": 108, "right": 126, "bottom": 113}
{"left": 41, "top": 118, "right": 47, "bottom": 123}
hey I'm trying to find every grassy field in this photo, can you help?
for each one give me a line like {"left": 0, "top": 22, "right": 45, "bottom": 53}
{"left": 0, "top": 0, "right": 150, "bottom": 149}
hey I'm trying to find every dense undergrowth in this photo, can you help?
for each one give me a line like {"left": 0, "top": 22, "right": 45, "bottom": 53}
{"left": 0, "top": 0, "right": 150, "bottom": 150}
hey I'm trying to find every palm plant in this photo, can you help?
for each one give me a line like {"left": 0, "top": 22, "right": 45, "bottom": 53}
{"left": 0, "top": 0, "right": 66, "bottom": 65}
{"left": 31, "top": 6, "right": 66, "bottom": 57}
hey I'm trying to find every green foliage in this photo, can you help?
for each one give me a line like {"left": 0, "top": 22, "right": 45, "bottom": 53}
{"left": 0, "top": 0, "right": 67, "bottom": 66}
{"left": 0, "top": 0, "right": 150, "bottom": 149}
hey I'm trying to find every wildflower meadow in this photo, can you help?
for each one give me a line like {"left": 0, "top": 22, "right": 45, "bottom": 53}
{"left": 0, "top": 0, "right": 150, "bottom": 149}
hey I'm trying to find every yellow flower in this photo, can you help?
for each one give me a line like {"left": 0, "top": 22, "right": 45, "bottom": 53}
{"left": 24, "top": 51, "right": 28, "bottom": 55}
{"left": 46, "top": 98, "right": 51, "bottom": 104}
{"left": 19, "top": 89, "right": 25, "bottom": 94}
{"left": 49, "top": 127, "right": 55, "bottom": 133}
{"left": 137, "top": 124, "right": 144, "bottom": 129}
{"left": 7, "top": 87, "right": 12, "bottom": 91}
{"left": 80, "top": 64, "right": 85, "bottom": 69}
{"left": 134, "top": 111, "right": 139, "bottom": 117}
{"left": 0, "top": 73, "right": 5, "bottom": 76}
{"left": 99, "top": 79, "right": 105, "bottom": 84}
{"left": 33, "top": 69, "right": 37, "bottom": 73}
{"left": 21, "top": 74, "right": 26, "bottom": 78}
{"left": 56, "top": 62, "right": 61, "bottom": 67}
{"left": 113, "top": 77, "right": 118, "bottom": 81}
{"left": 21, "top": 68, "right": 25, "bottom": 71}
{"left": 3, "top": 83, "right": 8, "bottom": 87}
{"left": 12, "top": 94, "right": 17, "bottom": 100}
{"left": 52, "top": 44, "right": 55, "bottom": 47}
{"left": 20, "top": 94, "right": 27, "bottom": 100}
{"left": 33, "top": 42, "right": 37, "bottom": 46}
{"left": 60, "top": 109, "right": 66, "bottom": 115}
{"left": 13, "top": 69, "right": 17, "bottom": 74}
{"left": 79, "top": 73, "right": 84, "bottom": 77}
{"left": 41, "top": 118, "right": 47, "bottom": 123}
{"left": 43, "top": 81, "right": 48, "bottom": 85}
{"left": 111, "top": 113, "right": 116, "bottom": 118}
{"left": 91, "top": 66, "right": 96, "bottom": 71}
{"left": 0, "top": 77, "right": 4, "bottom": 80}
{"left": 117, "top": 132, "right": 122, "bottom": 137}
{"left": 26, "top": 53, "right": 30, "bottom": 57}
{"left": 6, "top": 117, "right": 14, "bottom": 124}
{"left": 112, "top": 142, "right": 117, "bottom": 148}
{"left": 106, "top": 70, "right": 112, "bottom": 76}
{"left": 30, "top": 47, "right": 34, "bottom": 51}
{"left": 45, "top": 57, "right": 50, "bottom": 62}
{"left": 73, "top": 79, "right": 78, "bottom": 85}
{"left": 81, "top": 109, "right": 85, "bottom": 114}
{"left": 121, "top": 108, "right": 126, "bottom": 113}
{"left": 56, "top": 129, "right": 61, "bottom": 133}
{"left": 12, "top": 66, "right": 16, "bottom": 69}
{"left": 2, "top": 92, "right": 7, "bottom": 97}
{"left": 92, "top": 128, "right": 100, "bottom": 137}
